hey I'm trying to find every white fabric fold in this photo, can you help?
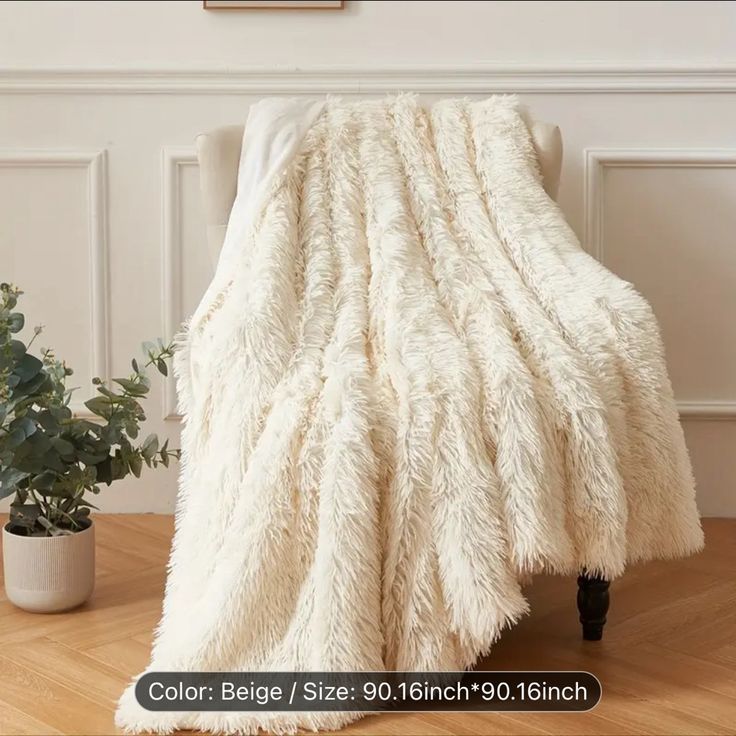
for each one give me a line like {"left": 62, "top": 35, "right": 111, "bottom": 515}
{"left": 215, "top": 96, "right": 325, "bottom": 277}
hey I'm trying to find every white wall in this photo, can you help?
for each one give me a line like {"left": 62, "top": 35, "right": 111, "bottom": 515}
{"left": 1, "top": 1, "right": 735, "bottom": 516}
{"left": 1, "top": 1, "right": 735, "bottom": 68}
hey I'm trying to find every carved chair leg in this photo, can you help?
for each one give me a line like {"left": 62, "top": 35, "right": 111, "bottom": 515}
{"left": 577, "top": 572, "right": 610, "bottom": 641}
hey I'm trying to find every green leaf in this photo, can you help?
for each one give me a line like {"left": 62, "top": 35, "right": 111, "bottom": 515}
{"left": 71, "top": 419, "right": 99, "bottom": 435}
{"left": 156, "top": 359, "right": 168, "bottom": 377}
{"left": 112, "top": 377, "right": 136, "bottom": 391}
{"left": 99, "top": 424, "right": 122, "bottom": 446}
{"left": 77, "top": 449, "right": 109, "bottom": 466}
{"left": 129, "top": 453, "right": 142, "bottom": 478}
{"left": 40, "top": 448, "right": 67, "bottom": 473}
{"left": 51, "top": 437, "right": 75, "bottom": 457}
{"left": 131, "top": 358, "right": 139, "bottom": 373}
{"left": 10, "top": 455, "right": 41, "bottom": 477}
{"left": 9, "top": 502, "right": 41, "bottom": 529}
{"left": 69, "top": 507, "right": 93, "bottom": 528}
{"left": 107, "top": 461, "right": 119, "bottom": 484}
{"left": 50, "top": 406, "right": 72, "bottom": 422}
{"left": 95, "top": 385, "right": 118, "bottom": 399}
{"left": 112, "top": 378, "right": 149, "bottom": 396}
{"left": 0, "top": 468, "right": 29, "bottom": 498}
{"left": 84, "top": 396, "right": 113, "bottom": 419}
{"left": 37, "top": 411, "right": 61, "bottom": 434}
{"left": 30, "top": 470, "right": 57, "bottom": 491}
{"left": 25, "top": 430, "right": 52, "bottom": 452}
{"left": 10, "top": 339, "right": 26, "bottom": 360}
{"left": 15, "top": 372, "right": 50, "bottom": 399}
{"left": 141, "top": 433, "right": 159, "bottom": 460}
{"left": 14, "top": 353, "right": 43, "bottom": 382}
{"left": 42, "top": 483, "right": 75, "bottom": 499}
{"left": 9, "top": 416, "right": 36, "bottom": 439}
{"left": 4, "top": 428, "right": 26, "bottom": 449}
{"left": 94, "top": 456, "right": 113, "bottom": 485}
{"left": 8, "top": 312, "right": 24, "bottom": 333}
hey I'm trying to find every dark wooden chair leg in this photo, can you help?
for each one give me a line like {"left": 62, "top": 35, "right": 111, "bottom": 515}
{"left": 577, "top": 572, "right": 610, "bottom": 641}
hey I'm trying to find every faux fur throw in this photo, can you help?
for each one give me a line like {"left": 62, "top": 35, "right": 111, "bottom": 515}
{"left": 117, "top": 95, "right": 703, "bottom": 734}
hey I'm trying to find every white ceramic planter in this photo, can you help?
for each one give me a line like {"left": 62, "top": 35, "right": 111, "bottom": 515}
{"left": 2, "top": 521, "right": 95, "bottom": 613}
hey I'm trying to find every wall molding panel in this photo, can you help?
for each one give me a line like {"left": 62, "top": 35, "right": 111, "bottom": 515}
{"left": 583, "top": 147, "right": 736, "bottom": 422}
{"left": 584, "top": 148, "right": 736, "bottom": 261}
{"left": 2, "top": 65, "right": 736, "bottom": 95}
{"left": 3, "top": 59, "right": 735, "bottom": 512}
{"left": 161, "top": 146, "right": 198, "bottom": 420}
{"left": 0, "top": 149, "right": 109, "bottom": 417}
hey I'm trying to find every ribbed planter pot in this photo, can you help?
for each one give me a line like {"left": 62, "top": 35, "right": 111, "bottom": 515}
{"left": 2, "top": 521, "right": 95, "bottom": 613}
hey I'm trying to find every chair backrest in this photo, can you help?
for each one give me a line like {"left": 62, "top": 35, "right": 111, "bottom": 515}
{"left": 196, "top": 120, "right": 562, "bottom": 266}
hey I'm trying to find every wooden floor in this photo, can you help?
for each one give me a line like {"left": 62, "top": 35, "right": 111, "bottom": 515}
{"left": 0, "top": 516, "right": 734, "bottom": 736}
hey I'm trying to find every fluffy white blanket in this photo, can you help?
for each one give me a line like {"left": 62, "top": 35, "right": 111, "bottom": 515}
{"left": 117, "top": 95, "right": 703, "bottom": 734}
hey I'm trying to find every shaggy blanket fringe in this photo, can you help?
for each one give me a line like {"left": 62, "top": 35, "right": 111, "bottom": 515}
{"left": 116, "top": 95, "right": 703, "bottom": 734}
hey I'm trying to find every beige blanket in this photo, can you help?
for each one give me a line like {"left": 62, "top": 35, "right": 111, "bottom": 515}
{"left": 117, "top": 95, "right": 703, "bottom": 735}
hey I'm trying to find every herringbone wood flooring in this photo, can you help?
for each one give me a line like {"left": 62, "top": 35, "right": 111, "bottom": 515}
{"left": 1, "top": 516, "right": 734, "bottom": 735}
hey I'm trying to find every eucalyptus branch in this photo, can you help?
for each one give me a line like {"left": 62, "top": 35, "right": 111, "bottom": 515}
{"left": 0, "top": 284, "right": 180, "bottom": 536}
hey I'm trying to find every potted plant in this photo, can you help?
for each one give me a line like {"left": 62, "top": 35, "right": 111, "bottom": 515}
{"left": 0, "top": 283, "right": 179, "bottom": 612}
